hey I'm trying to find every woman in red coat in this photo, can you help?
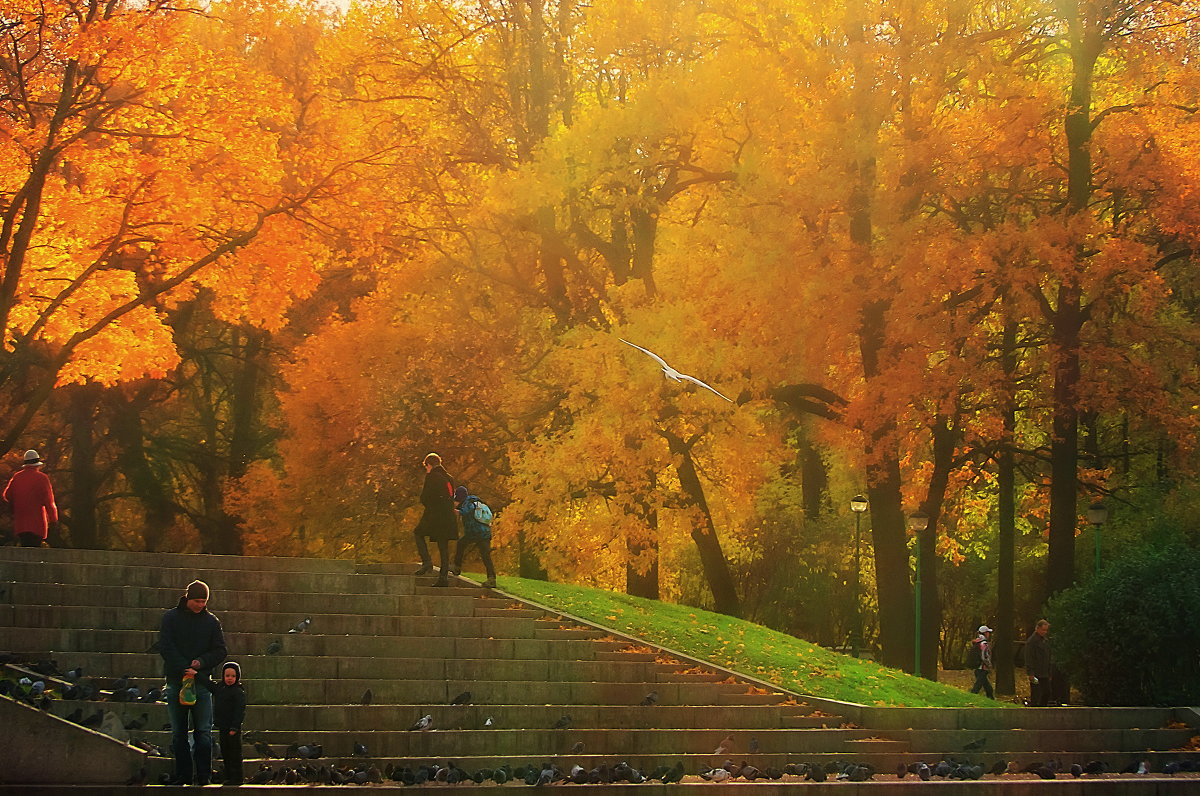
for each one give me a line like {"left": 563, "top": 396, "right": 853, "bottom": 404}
{"left": 3, "top": 450, "right": 58, "bottom": 547}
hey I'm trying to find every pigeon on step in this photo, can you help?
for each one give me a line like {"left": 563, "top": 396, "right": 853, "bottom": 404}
{"left": 353, "top": 741, "right": 369, "bottom": 757}
{"left": 288, "top": 617, "right": 312, "bottom": 634}
{"left": 639, "top": 690, "right": 658, "bottom": 706}
{"left": 408, "top": 714, "right": 433, "bottom": 731}
{"left": 265, "top": 639, "right": 283, "bottom": 656}
{"left": 551, "top": 714, "right": 572, "bottom": 730}
{"left": 359, "top": 689, "right": 372, "bottom": 707}
{"left": 450, "top": 690, "right": 471, "bottom": 705}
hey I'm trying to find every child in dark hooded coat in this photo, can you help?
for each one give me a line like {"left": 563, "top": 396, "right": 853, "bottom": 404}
{"left": 208, "top": 661, "right": 247, "bottom": 785}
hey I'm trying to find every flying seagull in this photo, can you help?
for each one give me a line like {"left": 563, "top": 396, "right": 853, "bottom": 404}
{"left": 619, "top": 339, "right": 733, "bottom": 403}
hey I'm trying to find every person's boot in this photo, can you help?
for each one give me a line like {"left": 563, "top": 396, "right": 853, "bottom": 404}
{"left": 433, "top": 576, "right": 449, "bottom": 587}
{"left": 414, "top": 563, "right": 432, "bottom": 576}
{"left": 483, "top": 578, "right": 497, "bottom": 588}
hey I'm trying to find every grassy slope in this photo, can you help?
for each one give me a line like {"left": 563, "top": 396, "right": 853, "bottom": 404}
{"left": 476, "top": 575, "right": 1004, "bottom": 709}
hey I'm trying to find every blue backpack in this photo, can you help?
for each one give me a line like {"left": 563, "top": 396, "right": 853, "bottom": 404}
{"left": 471, "top": 499, "right": 494, "bottom": 526}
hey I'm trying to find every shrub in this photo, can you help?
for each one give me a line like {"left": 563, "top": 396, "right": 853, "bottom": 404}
{"left": 1048, "top": 543, "right": 1200, "bottom": 705}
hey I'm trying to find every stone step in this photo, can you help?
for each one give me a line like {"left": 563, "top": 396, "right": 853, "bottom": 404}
{"left": 0, "top": 558, "right": 412, "bottom": 595}
{"left": 0, "top": 628, "right": 615, "bottom": 660}
{"left": 123, "top": 726, "right": 887, "bottom": 756}
{"left": 0, "top": 581, "right": 521, "bottom": 617}
{"left": 229, "top": 678, "right": 779, "bottom": 706}
{"left": 8, "top": 777, "right": 1200, "bottom": 794}
{"left": 23, "top": 653, "right": 706, "bottom": 685}
{"left": 50, "top": 702, "right": 828, "bottom": 732}
{"left": 0, "top": 546, "right": 357, "bottom": 573}
{"left": 898, "top": 728, "right": 1198, "bottom": 755}
{"left": 0, "top": 604, "right": 551, "bottom": 637}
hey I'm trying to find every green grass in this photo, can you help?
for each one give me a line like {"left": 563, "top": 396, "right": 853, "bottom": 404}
{"left": 471, "top": 574, "right": 1006, "bottom": 709}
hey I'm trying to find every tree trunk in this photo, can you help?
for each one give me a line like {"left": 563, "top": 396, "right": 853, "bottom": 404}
{"left": 995, "top": 316, "right": 1017, "bottom": 696}
{"left": 109, "top": 387, "right": 178, "bottom": 552}
{"left": 627, "top": 472, "right": 660, "bottom": 599}
{"left": 66, "top": 382, "right": 103, "bottom": 549}
{"left": 918, "top": 416, "right": 956, "bottom": 680}
{"left": 666, "top": 432, "right": 740, "bottom": 616}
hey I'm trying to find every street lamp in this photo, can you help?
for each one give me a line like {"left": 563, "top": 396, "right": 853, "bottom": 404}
{"left": 849, "top": 494, "right": 869, "bottom": 658}
{"left": 907, "top": 510, "right": 930, "bottom": 677}
{"left": 1087, "top": 501, "right": 1108, "bottom": 577}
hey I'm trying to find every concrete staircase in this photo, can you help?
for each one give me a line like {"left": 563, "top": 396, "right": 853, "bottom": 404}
{"left": 1, "top": 545, "right": 1198, "bottom": 793}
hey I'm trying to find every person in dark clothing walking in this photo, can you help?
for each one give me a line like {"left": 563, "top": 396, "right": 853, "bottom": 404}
{"left": 3, "top": 450, "right": 57, "bottom": 547}
{"left": 413, "top": 453, "right": 456, "bottom": 586}
{"left": 1025, "top": 619, "right": 1052, "bottom": 707}
{"left": 451, "top": 485, "right": 497, "bottom": 588}
{"left": 208, "top": 661, "right": 247, "bottom": 785}
{"left": 969, "top": 625, "right": 995, "bottom": 699}
{"left": 159, "top": 580, "right": 227, "bottom": 786}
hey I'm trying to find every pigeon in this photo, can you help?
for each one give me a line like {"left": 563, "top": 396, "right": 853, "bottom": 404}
{"left": 297, "top": 744, "right": 323, "bottom": 759}
{"left": 895, "top": 762, "right": 908, "bottom": 779}
{"left": 450, "top": 690, "right": 472, "bottom": 705}
{"left": 749, "top": 735, "right": 760, "bottom": 754}
{"left": 139, "top": 687, "right": 163, "bottom": 703}
{"left": 130, "top": 738, "right": 164, "bottom": 756}
{"left": 265, "top": 639, "right": 283, "bottom": 655}
{"left": 110, "top": 675, "right": 131, "bottom": 692}
{"left": 29, "top": 680, "right": 45, "bottom": 697}
{"left": 65, "top": 707, "right": 84, "bottom": 724}
{"left": 359, "top": 689, "right": 372, "bottom": 706}
{"left": 1033, "top": 765, "right": 1057, "bottom": 780}
{"left": 551, "top": 714, "right": 572, "bottom": 730}
{"left": 618, "top": 339, "right": 734, "bottom": 402}
{"left": 570, "top": 765, "right": 588, "bottom": 784}
{"left": 962, "top": 736, "right": 987, "bottom": 751}
{"left": 81, "top": 710, "right": 104, "bottom": 728}
{"left": 124, "top": 712, "right": 148, "bottom": 731}
{"left": 288, "top": 617, "right": 312, "bottom": 634}
{"left": 988, "top": 759, "right": 1008, "bottom": 776}
{"left": 353, "top": 741, "right": 369, "bottom": 757}
{"left": 705, "top": 768, "right": 731, "bottom": 782}
{"left": 249, "top": 765, "right": 274, "bottom": 785}
{"left": 483, "top": 716, "right": 495, "bottom": 727}
{"left": 125, "top": 767, "right": 148, "bottom": 786}
{"left": 253, "top": 741, "right": 276, "bottom": 759}
{"left": 568, "top": 741, "right": 584, "bottom": 754}
{"left": 1083, "top": 760, "right": 1106, "bottom": 776}
{"left": 98, "top": 710, "right": 129, "bottom": 741}
{"left": 1070, "top": 763, "right": 1083, "bottom": 778}
{"left": 916, "top": 762, "right": 931, "bottom": 781}
{"left": 408, "top": 714, "right": 433, "bottom": 731}
{"left": 714, "top": 735, "right": 734, "bottom": 755}
{"left": 65, "top": 667, "right": 83, "bottom": 681}
{"left": 144, "top": 640, "right": 160, "bottom": 655}
{"left": 639, "top": 690, "right": 658, "bottom": 706}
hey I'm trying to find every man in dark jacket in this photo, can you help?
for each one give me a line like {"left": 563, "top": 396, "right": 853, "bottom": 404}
{"left": 160, "top": 580, "right": 227, "bottom": 785}
{"left": 1025, "top": 619, "right": 1052, "bottom": 707}
{"left": 413, "top": 452, "right": 456, "bottom": 586}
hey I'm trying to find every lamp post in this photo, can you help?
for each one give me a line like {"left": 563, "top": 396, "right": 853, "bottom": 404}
{"left": 1086, "top": 501, "right": 1108, "bottom": 577}
{"left": 907, "top": 510, "right": 930, "bottom": 677}
{"left": 849, "top": 494, "right": 869, "bottom": 658}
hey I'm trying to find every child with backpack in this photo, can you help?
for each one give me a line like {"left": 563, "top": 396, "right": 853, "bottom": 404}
{"left": 451, "top": 485, "right": 497, "bottom": 588}
{"left": 208, "top": 661, "right": 247, "bottom": 785}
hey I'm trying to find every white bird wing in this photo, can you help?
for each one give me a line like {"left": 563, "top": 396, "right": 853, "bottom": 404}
{"left": 619, "top": 338, "right": 672, "bottom": 371}
{"left": 678, "top": 373, "right": 734, "bottom": 402}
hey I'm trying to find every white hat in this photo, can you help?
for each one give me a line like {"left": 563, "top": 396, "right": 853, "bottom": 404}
{"left": 22, "top": 450, "right": 43, "bottom": 466}
{"left": 978, "top": 625, "right": 993, "bottom": 633}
